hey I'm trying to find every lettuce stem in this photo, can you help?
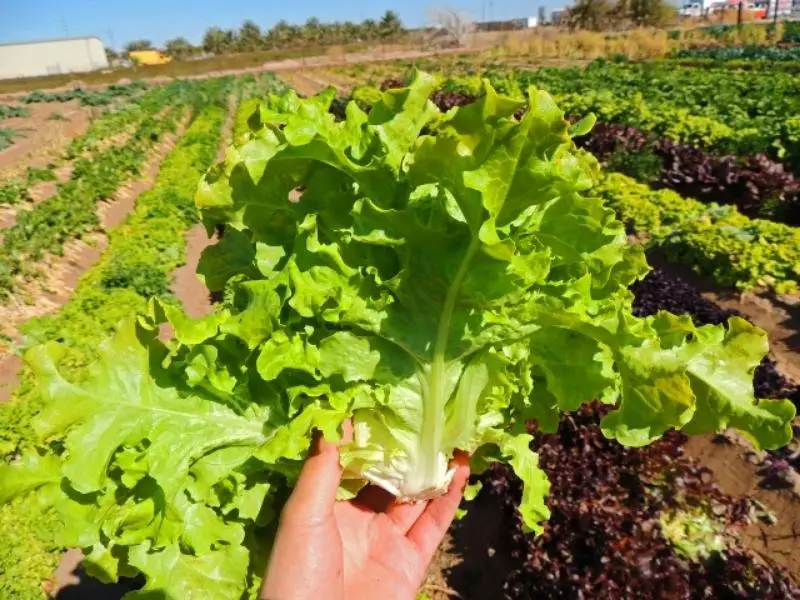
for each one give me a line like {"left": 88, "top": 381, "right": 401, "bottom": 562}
{"left": 412, "top": 235, "right": 480, "bottom": 497}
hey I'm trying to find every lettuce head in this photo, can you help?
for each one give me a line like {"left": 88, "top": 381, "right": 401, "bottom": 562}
{"left": 1, "top": 72, "right": 794, "bottom": 599}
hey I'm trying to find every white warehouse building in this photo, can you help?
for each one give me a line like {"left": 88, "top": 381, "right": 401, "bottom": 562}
{"left": 0, "top": 36, "right": 109, "bottom": 80}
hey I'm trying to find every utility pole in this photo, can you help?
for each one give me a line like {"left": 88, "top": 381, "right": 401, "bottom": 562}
{"left": 62, "top": 18, "right": 69, "bottom": 36}
{"left": 774, "top": 0, "right": 779, "bottom": 26}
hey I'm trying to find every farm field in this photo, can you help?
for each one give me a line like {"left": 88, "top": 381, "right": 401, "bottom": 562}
{"left": 0, "top": 50, "right": 798, "bottom": 600}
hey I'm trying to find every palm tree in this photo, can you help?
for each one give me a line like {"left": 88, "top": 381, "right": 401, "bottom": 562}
{"left": 361, "top": 18, "right": 378, "bottom": 42}
{"left": 379, "top": 10, "right": 404, "bottom": 40}
{"left": 302, "top": 17, "right": 323, "bottom": 46}
{"left": 265, "top": 20, "right": 287, "bottom": 49}
{"left": 566, "top": 0, "right": 613, "bottom": 30}
{"left": 123, "top": 39, "right": 153, "bottom": 55}
{"left": 202, "top": 27, "right": 229, "bottom": 55}
{"left": 224, "top": 29, "right": 239, "bottom": 52}
{"left": 343, "top": 21, "right": 361, "bottom": 43}
{"left": 164, "top": 36, "right": 195, "bottom": 60}
{"left": 239, "top": 19, "right": 263, "bottom": 52}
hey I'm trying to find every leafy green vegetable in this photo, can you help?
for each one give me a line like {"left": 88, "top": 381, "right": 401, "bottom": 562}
{"left": 1, "top": 73, "right": 794, "bottom": 600}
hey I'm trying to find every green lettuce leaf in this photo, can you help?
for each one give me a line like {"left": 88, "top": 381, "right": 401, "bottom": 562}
{"left": 0, "top": 72, "right": 793, "bottom": 600}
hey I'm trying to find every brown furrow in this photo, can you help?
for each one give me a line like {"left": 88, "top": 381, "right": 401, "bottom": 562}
{"left": 0, "top": 110, "right": 191, "bottom": 403}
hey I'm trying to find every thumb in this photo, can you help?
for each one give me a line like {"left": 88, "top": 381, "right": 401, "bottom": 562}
{"left": 282, "top": 431, "right": 342, "bottom": 525}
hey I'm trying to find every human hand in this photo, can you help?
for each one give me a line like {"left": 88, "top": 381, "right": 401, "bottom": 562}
{"left": 261, "top": 432, "right": 470, "bottom": 600}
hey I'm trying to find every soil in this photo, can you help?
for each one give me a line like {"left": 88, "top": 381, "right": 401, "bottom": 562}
{"left": 683, "top": 434, "right": 800, "bottom": 578}
{"left": 424, "top": 493, "right": 515, "bottom": 600}
{"left": 313, "top": 70, "right": 357, "bottom": 91}
{"left": 0, "top": 100, "right": 92, "bottom": 179}
{"left": 158, "top": 93, "right": 236, "bottom": 344}
{"left": 278, "top": 72, "right": 328, "bottom": 96}
{"left": 0, "top": 118, "right": 188, "bottom": 403}
{"left": 170, "top": 224, "right": 214, "bottom": 319}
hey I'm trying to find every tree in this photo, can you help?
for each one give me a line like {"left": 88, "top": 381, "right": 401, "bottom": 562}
{"left": 165, "top": 36, "right": 195, "bottom": 60}
{"left": 343, "top": 21, "right": 361, "bottom": 42}
{"left": 105, "top": 47, "right": 119, "bottom": 63}
{"left": 326, "top": 21, "right": 345, "bottom": 45}
{"left": 203, "top": 26, "right": 230, "bottom": 55}
{"left": 428, "top": 7, "right": 475, "bottom": 47}
{"left": 628, "top": 0, "right": 675, "bottom": 26}
{"left": 265, "top": 20, "right": 295, "bottom": 48}
{"left": 302, "top": 17, "right": 323, "bottom": 45}
{"left": 565, "top": 0, "right": 613, "bottom": 30}
{"left": 124, "top": 39, "right": 153, "bottom": 55}
{"left": 239, "top": 19, "right": 263, "bottom": 52}
{"left": 379, "top": 10, "right": 404, "bottom": 40}
{"left": 361, "top": 18, "right": 379, "bottom": 41}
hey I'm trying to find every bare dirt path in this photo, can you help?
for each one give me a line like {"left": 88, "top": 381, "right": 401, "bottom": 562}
{"left": 166, "top": 93, "right": 237, "bottom": 325}
{"left": 0, "top": 113, "right": 190, "bottom": 403}
{"left": 278, "top": 72, "right": 328, "bottom": 96}
{"left": 314, "top": 68, "right": 359, "bottom": 89}
{"left": 0, "top": 46, "right": 476, "bottom": 101}
{"left": 0, "top": 100, "right": 93, "bottom": 180}
{"left": 683, "top": 433, "right": 800, "bottom": 579}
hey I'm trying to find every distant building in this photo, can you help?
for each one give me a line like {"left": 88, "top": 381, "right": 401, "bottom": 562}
{"left": 475, "top": 18, "right": 528, "bottom": 31}
{"left": 767, "top": 0, "right": 793, "bottom": 14}
{"left": 0, "top": 36, "right": 109, "bottom": 80}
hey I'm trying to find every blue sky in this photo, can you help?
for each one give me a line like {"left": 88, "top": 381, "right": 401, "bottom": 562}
{"left": 1, "top": 0, "right": 563, "bottom": 50}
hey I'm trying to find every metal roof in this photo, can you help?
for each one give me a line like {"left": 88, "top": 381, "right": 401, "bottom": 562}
{"left": 0, "top": 36, "right": 103, "bottom": 48}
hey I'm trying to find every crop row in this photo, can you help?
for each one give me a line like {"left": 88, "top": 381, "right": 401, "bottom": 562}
{"left": 369, "top": 59, "right": 800, "bottom": 173}
{"left": 0, "top": 84, "right": 181, "bottom": 210}
{"left": 670, "top": 45, "right": 800, "bottom": 62}
{"left": 0, "top": 104, "right": 30, "bottom": 120}
{"left": 575, "top": 122, "right": 800, "bottom": 226}
{"left": 597, "top": 172, "right": 800, "bottom": 294}
{"left": 0, "top": 76, "right": 234, "bottom": 600}
{"left": 63, "top": 83, "right": 183, "bottom": 158}
{"left": 18, "top": 81, "right": 148, "bottom": 107}
{"left": 403, "top": 67, "right": 800, "bottom": 227}
{"left": 512, "top": 63, "right": 800, "bottom": 170}
{"left": 0, "top": 73, "right": 292, "bottom": 600}
{"left": 0, "top": 90, "right": 186, "bottom": 296}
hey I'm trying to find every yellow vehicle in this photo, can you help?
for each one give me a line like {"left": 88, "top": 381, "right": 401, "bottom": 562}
{"left": 128, "top": 50, "right": 172, "bottom": 66}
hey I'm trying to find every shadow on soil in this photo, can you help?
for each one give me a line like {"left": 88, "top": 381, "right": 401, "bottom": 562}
{"left": 56, "top": 568, "right": 142, "bottom": 600}
{"left": 443, "top": 491, "right": 514, "bottom": 599}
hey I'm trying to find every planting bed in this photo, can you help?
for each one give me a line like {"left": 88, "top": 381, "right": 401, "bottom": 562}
{"left": 0, "top": 59, "right": 798, "bottom": 600}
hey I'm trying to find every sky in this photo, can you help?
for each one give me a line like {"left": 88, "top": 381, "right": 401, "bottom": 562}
{"left": 1, "top": 0, "right": 565, "bottom": 50}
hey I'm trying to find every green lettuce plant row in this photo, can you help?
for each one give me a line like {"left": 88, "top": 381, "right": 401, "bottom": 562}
{"left": 64, "top": 83, "right": 182, "bottom": 159}
{"left": 0, "top": 76, "right": 235, "bottom": 600}
{"left": 597, "top": 172, "right": 800, "bottom": 294}
{"left": 0, "top": 85, "right": 182, "bottom": 217}
{"left": 0, "top": 73, "right": 794, "bottom": 600}
{"left": 392, "top": 61, "right": 800, "bottom": 170}
{"left": 0, "top": 84, "right": 190, "bottom": 297}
